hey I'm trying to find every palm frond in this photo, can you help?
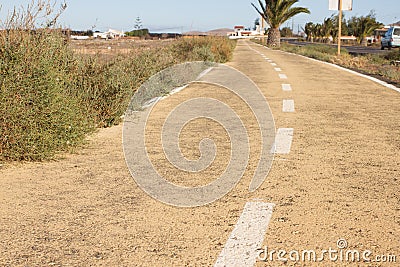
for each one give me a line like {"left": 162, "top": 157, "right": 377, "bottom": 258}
{"left": 253, "top": 0, "right": 309, "bottom": 28}
{"left": 280, "top": 7, "right": 310, "bottom": 25}
{"left": 251, "top": 0, "right": 310, "bottom": 47}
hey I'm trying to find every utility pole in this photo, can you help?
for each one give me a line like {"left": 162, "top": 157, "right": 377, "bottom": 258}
{"left": 292, "top": 18, "right": 294, "bottom": 33}
{"left": 338, "top": 0, "right": 343, "bottom": 55}
{"left": 261, "top": 15, "right": 265, "bottom": 34}
{"left": 329, "top": 0, "right": 352, "bottom": 55}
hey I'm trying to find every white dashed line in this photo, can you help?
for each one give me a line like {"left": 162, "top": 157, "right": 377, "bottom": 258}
{"left": 282, "top": 84, "right": 292, "bottom": 91}
{"left": 282, "top": 100, "right": 295, "bottom": 112}
{"left": 247, "top": 42, "right": 295, "bottom": 157}
{"left": 214, "top": 202, "right": 275, "bottom": 267}
{"left": 271, "top": 128, "right": 294, "bottom": 154}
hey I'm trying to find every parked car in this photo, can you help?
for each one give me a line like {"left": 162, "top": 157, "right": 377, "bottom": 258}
{"left": 381, "top": 26, "right": 400, "bottom": 50}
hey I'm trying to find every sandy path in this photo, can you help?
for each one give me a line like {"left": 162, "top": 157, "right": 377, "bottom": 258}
{"left": 1, "top": 40, "right": 399, "bottom": 266}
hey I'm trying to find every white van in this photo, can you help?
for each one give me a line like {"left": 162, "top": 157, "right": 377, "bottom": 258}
{"left": 381, "top": 26, "right": 400, "bottom": 50}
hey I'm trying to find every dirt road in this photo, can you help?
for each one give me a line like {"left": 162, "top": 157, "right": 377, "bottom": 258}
{"left": 1, "top": 40, "right": 399, "bottom": 266}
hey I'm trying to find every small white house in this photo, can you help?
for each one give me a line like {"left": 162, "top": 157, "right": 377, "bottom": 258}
{"left": 234, "top": 25, "right": 245, "bottom": 36}
{"left": 70, "top": 35, "right": 90, "bottom": 40}
{"left": 93, "top": 29, "right": 126, "bottom": 39}
{"left": 228, "top": 25, "right": 265, "bottom": 39}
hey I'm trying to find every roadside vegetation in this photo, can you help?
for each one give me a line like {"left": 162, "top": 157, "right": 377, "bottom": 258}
{"left": 252, "top": 1, "right": 383, "bottom": 48}
{"left": 251, "top": 1, "right": 398, "bottom": 86}
{"left": 304, "top": 11, "right": 383, "bottom": 46}
{"left": 0, "top": 1, "right": 236, "bottom": 162}
{"left": 278, "top": 42, "right": 400, "bottom": 86}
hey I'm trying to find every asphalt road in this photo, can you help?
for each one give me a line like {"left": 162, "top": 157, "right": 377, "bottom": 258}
{"left": 284, "top": 39, "right": 393, "bottom": 55}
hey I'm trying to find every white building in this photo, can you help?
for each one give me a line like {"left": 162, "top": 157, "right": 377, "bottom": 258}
{"left": 93, "top": 29, "right": 126, "bottom": 39}
{"left": 228, "top": 25, "right": 265, "bottom": 39}
{"left": 70, "top": 35, "right": 90, "bottom": 40}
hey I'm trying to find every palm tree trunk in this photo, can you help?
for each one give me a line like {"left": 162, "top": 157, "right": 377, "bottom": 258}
{"left": 267, "top": 27, "right": 281, "bottom": 48}
{"left": 361, "top": 36, "right": 368, "bottom": 46}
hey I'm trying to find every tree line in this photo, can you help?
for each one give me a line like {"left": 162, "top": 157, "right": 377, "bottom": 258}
{"left": 252, "top": 0, "right": 383, "bottom": 48}
{"left": 304, "top": 11, "right": 383, "bottom": 45}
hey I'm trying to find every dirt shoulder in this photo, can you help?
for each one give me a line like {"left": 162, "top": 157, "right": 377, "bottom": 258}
{"left": 1, "top": 40, "right": 399, "bottom": 266}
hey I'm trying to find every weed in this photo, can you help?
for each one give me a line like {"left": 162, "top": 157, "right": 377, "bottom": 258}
{"left": 384, "top": 50, "right": 400, "bottom": 61}
{"left": 278, "top": 42, "right": 399, "bottom": 86}
{"left": 0, "top": 2, "right": 237, "bottom": 161}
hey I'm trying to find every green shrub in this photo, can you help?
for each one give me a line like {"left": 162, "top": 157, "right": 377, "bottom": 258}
{"left": 171, "top": 37, "right": 236, "bottom": 63}
{"left": 125, "top": 29, "right": 150, "bottom": 37}
{"left": 77, "top": 37, "right": 236, "bottom": 128}
{"left": 0, "top": 7, "right": 237, "bottom": 162}
{"left": 71, "top": 47, "right": 178, "bottom": 127}
{"left": 0, "top": 29, "right": 95, "bottom": 161}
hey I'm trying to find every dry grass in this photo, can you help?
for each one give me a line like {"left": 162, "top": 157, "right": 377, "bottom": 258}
{"left": 69, "top": 38, "right": 175, "bottom": 58}
{"left": 0, "top": 1, "right": 237, "bottom": 162}
{"left": 279, "top": 42, "right": 400, "bottom": 87}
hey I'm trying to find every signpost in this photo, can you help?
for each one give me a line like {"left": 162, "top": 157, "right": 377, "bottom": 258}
{"left": 329, "top": 0, "right": 353, "bottom": 55}
{"left": 329, "top": 0, "right": 352, "bottom": 11}
{"left": 338, "top": 0, "right": 343, "bottom": 55}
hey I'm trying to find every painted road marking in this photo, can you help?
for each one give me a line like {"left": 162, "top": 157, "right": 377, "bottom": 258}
{"left": 279, "top": 74, "right": 288, "bottom": 79}
{"left": 271, "top": 128, "right": 294, "bottom": 154}
{"left": 283, "top": 100, "right": 295, "bottom": 112}
{"left": 271, "top": 63, "right": 277, "bottom": 66}
{"left": 214, "top": 202, "right": 275, "bottom": 267}
{"left": 274, "top": 68, "right": 282, "bottom": 72}
{"left": 282, "top": 84, "right": 292, "bottom": 91}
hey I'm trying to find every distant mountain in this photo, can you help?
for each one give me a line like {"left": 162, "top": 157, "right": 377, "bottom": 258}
{"left": 183, "top": 28, "right": 233, "bottom": 36}
{"left": 395, "top": 21, "right": 400, "bottom": 26}
{"left": 207, "top": 28, "right": 233, "bottom": 36}
{"left": 183, "top": 31, "right": 207, "bottom": 36}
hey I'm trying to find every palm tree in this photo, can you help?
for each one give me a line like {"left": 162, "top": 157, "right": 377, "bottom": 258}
{"left": 303, "top": 22, "right": 315, "bottom": 42}
{"left": 330, "top": 14, "right": 348, "bottom": 43}
{"left": 252, "top": 0, "right": 310, "bottom": 47}
{"left": 347, "top": 12, "right": 383, "bottom": 46}
{"left": 313, "top": 23, "right": 322, "bottom": 42}
{"left": 321, "top": 18, "right": 334, "bottom": 43}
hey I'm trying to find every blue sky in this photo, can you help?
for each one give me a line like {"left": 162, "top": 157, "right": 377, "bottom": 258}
{"left": 0, "top": 1, "right": 398, "bottom": 33}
